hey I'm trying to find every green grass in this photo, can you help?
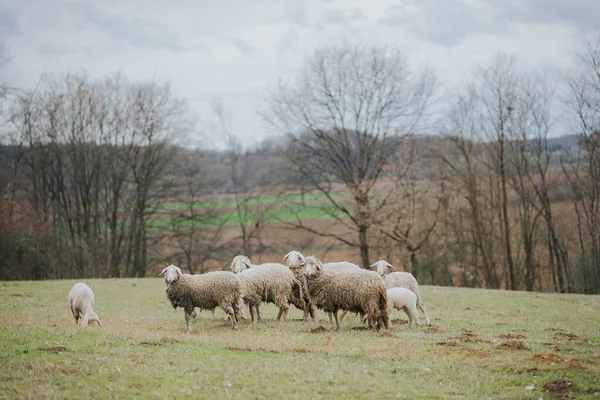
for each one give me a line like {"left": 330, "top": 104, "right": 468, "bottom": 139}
{"left": 156, "top": 192, "right": 344, "bottom": 211}
{"left": 1, "top": 280, "right": 599, "bottom": 399}
{"left": 147, "top": 205, "right": 346, "bottom": 230}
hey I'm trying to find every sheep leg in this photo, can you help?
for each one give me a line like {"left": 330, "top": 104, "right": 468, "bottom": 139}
{"left": 240, "top": 299, "right": 248, "bottom": 320}
{"left": 338, "top": 310, "right": 348, "bottom": 323}
{"left": 333, "top": 310, "right": 341, "bottom": 331}
{"left": 256, "top": 305, "right": 262, "bottom": 322}
{"left": 184, "top": 308, "right": 194, "bottom": 333}
{"left": 328, "top": 312, "right": 334, "bottom": 329}
{"left": 417, "top": 297, "right": 431, "bottom": 326}
{"left": 224, "top": 305, "right": 238, "bottom": 330}
{"left": 249, "top": 303, "right": 258, "bottom": 324}
{"left": 408, "top": 306, "right": 420, "bottom": 329}
{"left": 310, "top": 304, "right": 319, "bottom": 324}
{"left": 276, "top": 308, "right": 283, "bottom": 320}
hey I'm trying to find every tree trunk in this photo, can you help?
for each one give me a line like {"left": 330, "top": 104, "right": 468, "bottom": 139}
{"left": 358, "top": 225, "right": 370, "bottom": 269}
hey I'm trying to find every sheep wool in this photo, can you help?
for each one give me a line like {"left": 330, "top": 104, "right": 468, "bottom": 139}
{"left": 387, "top": 287, "right": 420, "bottom": 329}
{"left": 68, "top": 282, "right": 101, "bottom": 328}
{"left": 160, "top": 264, "right": 241, "bottom": 331}
{"left": 302, "top": 255, "right": 389, "bottom": 331}
{"left": 236, "top": 259, "right": 299, "bottom": 323}
{"left": 371, "top": 260, "right": 431, "bottom": 326}
{"left": 283, "top": 250, "right": 318, "bottom": 322}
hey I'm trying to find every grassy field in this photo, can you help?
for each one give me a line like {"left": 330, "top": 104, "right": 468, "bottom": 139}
{"left": 1, "top": 280, "right": 599, "bottom": 399}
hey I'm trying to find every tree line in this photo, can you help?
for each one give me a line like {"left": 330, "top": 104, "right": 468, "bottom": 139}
{"left": 0, "top": 36, "right": 599, "bottom": 294}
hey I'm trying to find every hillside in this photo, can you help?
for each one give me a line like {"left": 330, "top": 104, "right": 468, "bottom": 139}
{"left": 1, "top": 279, "right": 598, "bottom": 399}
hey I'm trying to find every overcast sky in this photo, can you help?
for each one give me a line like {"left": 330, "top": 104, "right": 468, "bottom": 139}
{"left": 1, "top": 0, "right": 597, "bottom": 146}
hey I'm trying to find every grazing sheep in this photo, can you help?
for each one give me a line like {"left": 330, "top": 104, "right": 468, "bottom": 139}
{"left": 283, "top": 250, "right": 318, "bottom": 322}
{"left": 371, "top": 260, "right": 431, "bottom": 326}
{"left": 233, "top": 255, "right": 300, "bottom": 323}
{"left": 160, "top": 264, "right": 241, "bottom": 331}
{"left": 68, "top": 282, "right": 101, "bottom": 328}
{"left": 387, "top": 287, "right": 420, "bottom": 329}
{"left": 299, "top": 255, "right": 389, "bottom": 331}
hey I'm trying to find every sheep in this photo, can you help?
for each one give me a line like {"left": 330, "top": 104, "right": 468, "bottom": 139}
{"left": 68, "top": 282, "right": 101, "bottom": 328}
{"left": 282, "top": 250, "right": 318, "bottom": 322}
{"left": 371, "top": 260, "right": 431, "bottom": 326}
{"left": 283, "top": 250, "right": 362, "bottom": 324}
{"left": 233, "top": 255, "right": 300, "bottom": 323}
{"left": 298, "top": 255, "right": 389, "bottom": 331}
{"left": 387, "top": 287, "right": 420, "bottom": 329}
{"left": 159, "top": 264, "right": 241, "bottom": 331}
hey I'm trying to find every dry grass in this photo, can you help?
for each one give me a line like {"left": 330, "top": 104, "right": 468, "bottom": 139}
{"left": 0, "top": 280, "right": 599, "bottom": 399}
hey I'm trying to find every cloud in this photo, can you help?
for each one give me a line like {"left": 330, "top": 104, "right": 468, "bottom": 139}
{"left": 278, "top": 28, "right": 300, "bottom": 54}
{"left": 228, "top": 38, "right": 256, "bottom": 56}
{"left": 316, "top": 7, "right": 367, "bottom": 30}
{"left": 0, "top": 9, "right": 19, "bottom": 37}
{"left": 378, "top": 0, "right": 502, "bottom": 46}
{"left": 284, "top": 0, "right": 311, "bottom": 28}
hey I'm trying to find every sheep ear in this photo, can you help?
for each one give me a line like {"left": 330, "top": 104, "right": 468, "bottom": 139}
{"left": 386, "top": 263, "right": 396, "bottom": 270}
{"left": 159, "top": 267, "right": 168, "bottom": 276}
{"left": 175, "top": 267, "right": 183, "bottom": 277}
{"left": 282, "top": 252, "right": 290, "bottom": 262}
{"left": 370, "top": 262, "right": 377, "bottom": 268}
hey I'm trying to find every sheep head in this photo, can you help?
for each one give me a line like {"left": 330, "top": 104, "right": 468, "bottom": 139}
{"left": 370, "top": 260, "right": 395, "bottom": 276}
{"left": 83, "top": 313, "right": 102, "bottom": 327}
{"left": 283, "top": 250, "right": 305, "bottom": 269}
{"left": 300, "top": 255, "right": 323, "bottom": 276}
{"left": 159, "top": 264, "right": 183, "bottom": 283}
{"left": 231, "top": 255, "right": 252, "bottom": 274}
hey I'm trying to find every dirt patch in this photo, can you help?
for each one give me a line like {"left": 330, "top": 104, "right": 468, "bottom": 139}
{"left": 391, "top": 319, "right": 408, "bottom": 324}
{"left": 544, "top": 328, "right": 564, "bottom": 332}
{"left": 437, "top": 341, "right": 459, "bottom": 347}
{"left": 464, "top": 349, "right": 488, "bottom": 358}
{"left": 519, "top": 367, "right": 545, "bottom": 374}
{"left": 499, "top": 333, "right": 526, "bottom": 339}
{"left": 159, "top": 338, "right": 180, "bottom": 344}
{"left": 543, "top": 379, "right": 574, "bottom": 393}
{"left": 498, "top": 341, "right": 528, "bottom": 351}
{"left": 227, "top": 347, "right": 252, "bottom": 352}
{"left": 564, "top": 359, "right": 585, "bottom": 371}
{"left": 495, "top": 322, "right": 508, "bottom": 326}
{"left": 380, "top": 331, "right": 394, "bottom": 338}
{"left": 532, "top": 353, "right": 566, "bottom": 364}
{"left": 310, "top": 326, "right": 329, "bottom": 333}
{"left": 258, "top": 348, "right": 280, "bottom": 354}
{"left": 139, "top": 341, "right": 162, "bottom": 347}
{"left": 458, "top": 330, "right": 482, "bottom": 343}
{"left": 426, "top": 326, "right": 440, "bottom": 333}
{"left": 38, "top": 347, "right": 68, "bottom": 354}
{"left": 293, "top": 348, "right": 312, "bottom": 353}
{"left": 554, "top": 332, "right": 587, "bottom": 343}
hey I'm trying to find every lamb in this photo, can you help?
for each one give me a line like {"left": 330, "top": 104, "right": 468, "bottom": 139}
{"left": 371, "top": 260, "right": 431, "bottom": 326}
{"left": 68, "top": 282, "right": 101, "bottom": 327}
{"left": 159, "top": 264, "right": 241, "bottom": 331}
{"left": 232, "top": 255, "right": 301, "bottom": 323}
{"left": 387, "top": 287, "right": 420, "bottom": 329}
{"left": 298, "top": 255, "right": 389, "bottom": 331}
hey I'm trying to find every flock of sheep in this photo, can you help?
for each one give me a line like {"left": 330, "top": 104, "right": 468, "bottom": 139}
{"left": 68, "top": 250, "right": 431, "bottom": 334}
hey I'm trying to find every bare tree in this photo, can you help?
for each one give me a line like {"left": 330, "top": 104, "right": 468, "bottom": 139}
{"left": 165, "top": 148, "right": 233, "bottom": 274}
{"left": 379, "top": 137, "right": 447, "bottom": 280}
{"left": 564, "top": 34, "right": 600, "bottom": 293}
{"left": 264, "top": 42, "right": 437, "bottom": 268}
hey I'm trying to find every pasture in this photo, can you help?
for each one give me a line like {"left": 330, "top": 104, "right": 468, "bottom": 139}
{"left": 1, "top": 279, "right": 599, "bottom": 399}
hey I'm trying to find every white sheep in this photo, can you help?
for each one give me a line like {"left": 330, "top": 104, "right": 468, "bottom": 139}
{"left": 232, "top": 255, "right": 300, "bottom": 323}
{"left": 387, "top": 287, "right": 420, "bottom": 329}
{"left": 68, "top": 282, "right": 101, "bottom": 328}
{"left": 283, "top": 250, "right": 362, "bottom": 325}
{"left": 371, "top": 260, "right": 431, "bottom": 326}
{"left": 282, "top": 250, "right": 318, "bottom": 322}
{"left": 160, "top": 264, "right": 241, "bottom": 331}
{"left": 299, "top": 255, "right": 389, "bottom": 331}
